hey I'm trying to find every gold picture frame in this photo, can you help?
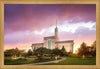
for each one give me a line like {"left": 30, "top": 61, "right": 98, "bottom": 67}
{"left": 0, "top": 0, "right": 100, "bottom": 69}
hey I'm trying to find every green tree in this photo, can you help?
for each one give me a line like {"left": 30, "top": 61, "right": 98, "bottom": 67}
{"left": 52, "top": 48, "right": 61, "bottom": 56}
{"left": 33, "top": 47, "right": 48, "bottom": 57}
{"left": 61, "top": 46, "right": 67, "bottom": 56}
{"left": 4, "top": 48, "right": 25, "bottom": 57}
{"left": 27, "top": 49, "right": 33, "bottom": 56}
{"left": 4, "top": 49, "right": 15, "bottom": 57}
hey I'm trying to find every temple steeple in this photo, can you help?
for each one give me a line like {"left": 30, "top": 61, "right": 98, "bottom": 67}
{"left": 55, "top": 19, "right": 59, "bottom": 40}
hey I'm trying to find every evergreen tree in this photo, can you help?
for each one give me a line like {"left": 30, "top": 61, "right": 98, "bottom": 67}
{"left": 61, "top": 46, "right": 66, "bottom": 56}
{"left": 27, "top": 49, "right": 33, "bottom": 56}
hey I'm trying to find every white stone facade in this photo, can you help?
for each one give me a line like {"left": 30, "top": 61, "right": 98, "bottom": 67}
{"left": 31, "top": 21, "right": 74, "bottom": 53}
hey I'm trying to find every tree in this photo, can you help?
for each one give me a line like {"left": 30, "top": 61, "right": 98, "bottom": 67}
{"left": 14, "top": 48, "right": 20, "bottom": 56}
{"left": 77, "top": 42, "right": 88, "bottom": 56}
{"left": 4, "top": 49, "right": 15, "bottom": 57}
{"left": 61, "top": 46, "right": 67, "bottom": 56}
{"left": 27, "top": 49, "right": 33, "bottom": 56}
{"left": 4, "top": 48, "right": 25, "bottom": 57}
{"left": 91, "top": 41, "right": 96, "bottom": 50}
{"left": 52, "top": 48, "right": 61, "bottom": 56}
{"left": 61, "top": 46, "right": 66, "bottom": 51}
{"left": 91, "top": 41, "right": 96, "bottom": 57}
{"left": 33, "top": 47, "right": 49, "bottom": 57}
{"left": 77, "top": 41, "right": 96, "bottom": 57}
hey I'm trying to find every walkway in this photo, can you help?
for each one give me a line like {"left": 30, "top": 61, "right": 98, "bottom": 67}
{"left": 22, "top": 57, "right": 66, "bottom": 65}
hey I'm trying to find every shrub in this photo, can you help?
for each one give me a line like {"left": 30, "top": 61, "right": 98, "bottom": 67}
{"left": 68, "top": 53, "right": 80, "bottom": 57}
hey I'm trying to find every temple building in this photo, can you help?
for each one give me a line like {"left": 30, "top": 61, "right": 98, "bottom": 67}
{"left": 31, "top": 20, "right": 74, "bottom": 53}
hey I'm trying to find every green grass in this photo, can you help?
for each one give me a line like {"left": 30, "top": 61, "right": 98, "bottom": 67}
{"left": 4, "top": 57, "right": 56, "bottom": 65}
{"left": 4, "top": 57, "right": 35, "bottom": 65}
{"left": 4, "top": 57, "right": 96, "bottom": 65}
{"left": 42, "top": 57, "right": 96, "bottom": 65}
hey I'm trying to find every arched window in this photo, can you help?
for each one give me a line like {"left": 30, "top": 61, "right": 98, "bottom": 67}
{"left": 48, "top": 40, "right": 51, "bottom": 49}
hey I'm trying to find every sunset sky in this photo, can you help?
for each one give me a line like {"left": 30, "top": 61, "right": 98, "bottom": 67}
{"left": 4, "top": 4, "right": 96, "bottom": 53}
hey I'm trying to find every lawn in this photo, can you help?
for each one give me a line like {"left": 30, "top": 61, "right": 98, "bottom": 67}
{"left": 4, "top": 57, "right": 96, "bottom": 65}
{"left": 4, "top": 57, "right": 56, "bottom": 65}
{"left": 42, "top": 57, "right": 96, "bottom": 65}
{"left": 4, "top": 57, "right": 35, "bottom": 65}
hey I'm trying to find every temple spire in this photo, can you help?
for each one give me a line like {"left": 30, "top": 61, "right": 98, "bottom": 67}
{"left": 55, "top": 19, "right": 59, "bottom": 41}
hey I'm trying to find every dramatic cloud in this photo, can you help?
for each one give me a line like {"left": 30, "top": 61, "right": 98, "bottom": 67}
{"left": 4, "top": 4, "right": 96, "bottom": 53}
{"left": 4, "top": 4, "right": 96, "bottom": 34}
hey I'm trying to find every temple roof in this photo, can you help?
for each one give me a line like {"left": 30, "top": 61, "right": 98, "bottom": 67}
{"left": 44, "top": 36, "right": 55, "bottom": 40}
{"left": 55, "top": 40, "right": 74, "bottom": 44}
{"left": 32, "top": 43, "right": 44, "bottom": 46}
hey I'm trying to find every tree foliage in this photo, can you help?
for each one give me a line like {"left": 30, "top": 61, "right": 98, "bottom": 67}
{"left": 33, "top": 46, "right": 67, "bottom": 57}
{"left": 61, "top": 46, "right": 67, "bottom": 56}
{"left": 77, "top": 42, "right": 89, "bottom": 56}
{"left": 33, "top": 47, "right": 52, "bottom": 57}
{"left": 27, "top": 49, "right": 33, "bottom": 56}
{"left": 52, "top": 48, "right": 61, "bottom": 56}
{"left": 4, "top": 48, "right": 24, "bottom": 57}
{"left": 91, "top": 41, "right": 96, "bottom": 57}
{"left": 77, "top": 41, "right": 96, "bottom": 57}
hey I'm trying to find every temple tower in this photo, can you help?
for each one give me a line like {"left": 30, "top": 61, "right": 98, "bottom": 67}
{"left": 55, "top": 19, "right": 59, "bottom": 41}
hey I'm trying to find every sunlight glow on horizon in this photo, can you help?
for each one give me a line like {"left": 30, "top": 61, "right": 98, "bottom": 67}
{"left": 4, "top": 42, "right": 94, "bottom": 53}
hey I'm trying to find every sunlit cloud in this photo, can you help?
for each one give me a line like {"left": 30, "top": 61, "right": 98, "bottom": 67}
{"left": 4, "top": 4, "right": 96, "bottom": 53}
{"left": 34, "top": 29, "right": 46, "bottom": 35}
{"left": 59, "top": 21, "right": 96, "bottom": 33}
{"left": 32, "top": 21, "right": 96, "bottom": 35}
{"left": 4, "top": 20, "right": 96, "bottom": 51}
